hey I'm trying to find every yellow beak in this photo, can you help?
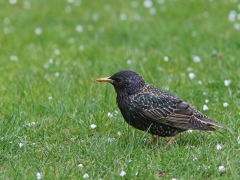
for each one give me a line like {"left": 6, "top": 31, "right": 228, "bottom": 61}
{"left": 96, "top": 76, "right": 114, "bottom": 83}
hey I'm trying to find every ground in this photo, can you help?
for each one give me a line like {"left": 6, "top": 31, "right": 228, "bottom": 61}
{"left": 0, "top": 0, "right": 240, "bottom": 179}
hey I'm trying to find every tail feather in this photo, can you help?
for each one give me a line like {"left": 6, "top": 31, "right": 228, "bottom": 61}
{"left": 199, "top": 117, "right": 226, "bottom": 129}
{"left": 188, "top": 116, "right": 216, "bottom": 131}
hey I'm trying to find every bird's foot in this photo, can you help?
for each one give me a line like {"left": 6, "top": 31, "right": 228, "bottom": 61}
{"left": 147, "top": 135, "right": 160, "bottom": 147}
{"left": 141, "top": 135, "right": 160, "bottom": 148}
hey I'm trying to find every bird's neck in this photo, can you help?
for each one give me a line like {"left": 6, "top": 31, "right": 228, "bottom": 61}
{"left": 116, "top": 91, "right": 130, "bottom": 109}
{"left": 116, "top": 83, "right": 145, "bottom": 108}
{"left": 114, "top": 80, "right": 146, "bottom": 109}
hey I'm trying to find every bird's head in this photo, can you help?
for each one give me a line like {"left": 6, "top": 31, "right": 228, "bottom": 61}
{"left": 96, "top": 70, "right": 146, "bottom": 95}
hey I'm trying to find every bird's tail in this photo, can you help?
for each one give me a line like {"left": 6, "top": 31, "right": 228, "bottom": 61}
{"left": 200, "top": 117, "right": 226, "bottom": 129}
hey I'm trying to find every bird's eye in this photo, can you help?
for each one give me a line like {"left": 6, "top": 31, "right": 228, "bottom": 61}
{"left": 112, "top": 77, "right": 122, "bottom": 83}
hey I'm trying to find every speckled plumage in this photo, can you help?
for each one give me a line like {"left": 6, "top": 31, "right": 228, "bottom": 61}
{"left": 97, "top": 70, "right": 225, "bottom": 143}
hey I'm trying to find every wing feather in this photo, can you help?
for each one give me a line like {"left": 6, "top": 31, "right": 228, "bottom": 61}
{"left": 132, "top": 90, "right": 224, "bottom": 131}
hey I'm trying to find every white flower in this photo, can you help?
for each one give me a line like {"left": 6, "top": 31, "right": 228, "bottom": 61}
{"left": 172, "top": 178, "right": 177, "bottom": 180}
{"left": 188, "top": 72, "right": 195, "bottom": 80}
{"left": 163, "top": 56, "right": 169, "bottom": 61}
{"left": 228, "top": 10, "right": 236, "bottom": 21}
{"left": 35, "top": 27, "right": 42, "bottom": 35}
{"left": 205, "top": 99, "right": 209, "bottom": 103}
{"left": 9, "top": 0, "right": 17, "bottom": 5}
{"left": 234, "top": 23, "right": 240, "bottom": 30}
{"left": 83, "top": 173, "right": 89, "bottom": 178}
{"left": 224, "top": 80, "right": 231, "bottom": 86}
{"left": 55, "top": 72, "right": 60, "bottom": 77}
{"left": 135, "top": 171, "right": 138, "bottom": 176}
{"left": 187, "top": 67, "right": 192, "bottom": 72}
{"left": 65, "top": 6, "right": 71, "bottom": 13}
{"left": 54, "top": 49, "right": 60, "bottom": 55}
{"left": 10, "top": 55, "right": 18, "bottom": 61}
{"left": 205, "top": 165, "right": 210, "bottom": 170}
{"left": 107, "top": 137, "right": 116, "bottom": 142}
{"left": 187, "top": 130, "right": 193, "bottom": 133}
{"left": 192, "top": 32, "right": 197, "bottom": 36}
{"left": 126, "top": 59, "right": 131, "bottom": 64}
{"left": 76, "top": 25, "right": 83, "bottom": 32}
{"left": 223, "top": 102, "right": 228, "bottom": 107}
{"left": 4, "top": 28, "right": 10, "bottom": 34}
{"left": 120, "top": 170, "right": 126, "bottom": 177}
{"left": 120, "top": 14, "right": 127, "bottom": 20}
{"left": 149, "top": 7, "right": 156, "bottom": 15}
{"left": 78, "top": 164, "right": 83, "bottom": 168}
{"left": 48, "top": 96, "right": 53, "bottom": 100}
{"left": 117, "top": 131, "right": 121, "bottom": 136}
{"left": 203, "top": 104, "right": 209, "bottom": 111}
{"left": 18, "top": 142, "right": 23, "bottom": 148}
{"left": 216, "top": 144, "right": 222, "bottom": 150}
{"left": 90, "top": 124, "right": 97, "bottom": 129}
{"left": 79, "top": 45, "right": 84, "bottom": 51}
{"left": 92, "top": 14, "right": 99, "bottom": 21}
{"left": 193, "top": 155, "right": 198, "bottom": 161}
{"left": 144, "top": 0, "right": 152, "bottom": 8}
{"left": 237, "top": 136, "right": 240, "bottom": 144}
{"left": 218, "top": 165, "right": 226, "bottom": 172}
{"left": 107, "top": 112, "right": 113, "bottom": 117}
{"left": 203, "top": 92, "right": 207, "bottom": 95}
{"left": 164, "top": 86, "right": 169, "bottom": 91}
{"left": 36, "top": 172, "right": 42, "bottom": 180}
{"left": 27, "top": 122, "right": 36, "bottom": 127}
{"left": 198, "top": 80, "right": 202, "bottom": 85}
{"left": 43, "top": 63, "right": 49, "bottom": 69}
{"left": 68, "top": 38, "right": 74, "bottom": 43}
{"left": 192, "top": 55, "right": 201, "bottom": 63}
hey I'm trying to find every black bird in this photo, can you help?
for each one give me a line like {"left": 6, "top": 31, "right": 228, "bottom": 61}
{"left": 96, "top": 70, "right": 225, "bottom": 148}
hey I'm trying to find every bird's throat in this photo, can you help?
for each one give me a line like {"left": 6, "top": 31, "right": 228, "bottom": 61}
{"left": 116, "top": 91, "right": 130, "bottom": 107}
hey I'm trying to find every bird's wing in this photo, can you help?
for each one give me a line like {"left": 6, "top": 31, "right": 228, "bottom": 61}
{"left": 132, "top": 92, "right": 221, "bottom": 130}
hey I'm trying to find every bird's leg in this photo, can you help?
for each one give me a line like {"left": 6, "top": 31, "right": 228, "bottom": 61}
{"left": 151, "top": 135, "right": 160, "bottom": 143}
{"left": 145, "top": 135, "right": 160, "bottom": 147}
{"left": 164, "top": 135, "right": 177, "bottom": 149}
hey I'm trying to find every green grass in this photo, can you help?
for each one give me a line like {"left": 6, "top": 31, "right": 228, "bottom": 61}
{"left": 1, "top": 0, "right": 240, "bottom": 179}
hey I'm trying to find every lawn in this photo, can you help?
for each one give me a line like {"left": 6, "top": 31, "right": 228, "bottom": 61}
{"left": 0, "top": 0, "right": 240, "bottom": 179}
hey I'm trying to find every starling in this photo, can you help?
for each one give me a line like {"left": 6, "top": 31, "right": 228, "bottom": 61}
{"left": 96, "top": 70, "right": 225, "bottom": 148}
